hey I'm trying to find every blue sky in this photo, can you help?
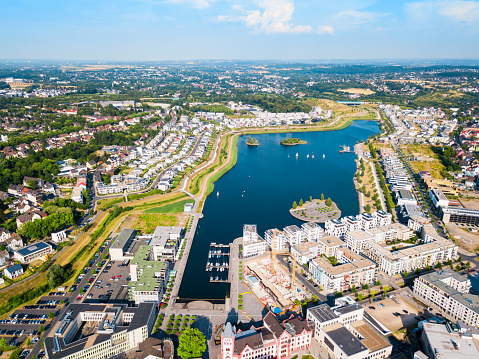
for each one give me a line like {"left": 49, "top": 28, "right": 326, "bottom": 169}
{"left": 1, "top": 0, "right": 479, "bottom": 61}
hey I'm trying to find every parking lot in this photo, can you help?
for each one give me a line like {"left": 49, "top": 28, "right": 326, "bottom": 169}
{"left": 82, "top": 260, "right": 130, "bottom": 304}
{"left": 364, "top": 297, "right": 421, "bottom": 331}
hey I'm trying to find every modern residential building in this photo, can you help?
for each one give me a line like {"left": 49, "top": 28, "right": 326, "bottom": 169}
{"left": 284, "top": 225, "right": 305, "bottom": 246}
{"left": 150, "top": 226, "right": 184, "bottom": 261}
{"left": 301, "top": 222, "right": 324, "bottom": 242}
{"left": 220, "top": 312, "right": 312, "bottom": 359}
{"left": 264, "top": 229, "right": 289, "bottom": 251}
{"left": 413, "top": 270, "right": 479, "bottom": 327}
{"left": 44, "top": 302, "right": 156, "bottom": 359}
{"left": 4, "top": 264, "right": 24, "bottom": 279}
{"left": 128, "top": 245, "right": 169, "bottom": 306}
{"left": 291, "top": 242, "right": 319, "bottom": 266}
{"left": 51, "top": 230, "right": 68, "bottom": 243}
{"left": 316, "top": 236, "right": 344, "bottom": 258}
{"left": 363, "top": 238, "right": 457, "bottom": 276}
{"left": 325, "top": 219, "right": 347, "bottom": 237}
{"left": 243, "top": 224, "right": 267, "bottom": 258}
{"left": 309, "top": 247, "right": 377, "bottom": 292}
{"left": 306, "top": 298, "right": 392, "bottom": 359}
{"left": 13, "top": 241, "right": 53, "bottom": 263}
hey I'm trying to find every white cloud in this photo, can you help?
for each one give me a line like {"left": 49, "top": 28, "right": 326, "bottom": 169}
{"left": 165, "top": 0, "right": 214, "bottom": 9}
{"left": 406, "top": 1, "right": 479, "bottom": 23}
{"left": 334, "top": 9, "right": 386, "bottom": 26}
{"left": 317, "top": 25, "right": 334, "bottom": 34}
{"left": 218, "top": 0, "right": 312, "bottom": 34}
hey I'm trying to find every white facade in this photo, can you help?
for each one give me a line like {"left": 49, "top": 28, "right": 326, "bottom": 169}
{"left": 413, "top": 270, "right": 479, "bottom": 327}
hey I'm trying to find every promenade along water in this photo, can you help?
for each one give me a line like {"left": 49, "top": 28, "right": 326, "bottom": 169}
{"left": 178, "top": 120, "right": 380, "bottom": 301}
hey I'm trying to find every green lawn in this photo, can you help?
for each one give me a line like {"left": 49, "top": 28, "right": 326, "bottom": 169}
{"left": 145, "top": 199, "right": 195, "bottom": 214}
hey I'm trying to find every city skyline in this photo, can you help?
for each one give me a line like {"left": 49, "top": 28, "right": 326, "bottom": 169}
{"left": 1, "top": 0, "right": 479, "bottom": 61}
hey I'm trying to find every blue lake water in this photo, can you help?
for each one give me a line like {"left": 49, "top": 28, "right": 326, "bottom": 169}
{"left": 178, "top": 120, "right": 380, "bottom": 301}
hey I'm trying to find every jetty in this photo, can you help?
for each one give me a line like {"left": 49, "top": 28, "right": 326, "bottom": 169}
{"left": 206, "top": 243, "right": 231, "bottom": 283}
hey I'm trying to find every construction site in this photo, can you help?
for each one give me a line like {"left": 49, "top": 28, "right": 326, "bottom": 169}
{"left": 242, "top": 230, "right": 312, "bottom": 313}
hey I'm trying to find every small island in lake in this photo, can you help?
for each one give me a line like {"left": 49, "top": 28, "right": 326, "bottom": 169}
{"left": 280, "top": 137, "right": 306, "bottom": 145}
{"left": 289, "top": 197, "right": 341, "bottom": 223}
{"left": 246, "top": 137, "right": 259, "bottom": 146}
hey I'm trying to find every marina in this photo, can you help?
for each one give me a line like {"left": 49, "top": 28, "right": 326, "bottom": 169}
{"left": 206, "top": 243, "right": 231, "bottom": 283}
{"left": 340, "top": 144, "right": 354, "bottom": 153}
{"left": 178, "top": 121, "right": 380, "bottom": 301}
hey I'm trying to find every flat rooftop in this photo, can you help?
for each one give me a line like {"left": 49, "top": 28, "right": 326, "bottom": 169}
{"left": 324, "top": 323, "right": 368, "bottom": 356}
{"left": 351, "top": 320, "right": 390, "bottom": 353}
{"left": 422, "top": 322, "right": 479, "bottom": 359}
{"left": 111, "top": 229, "right": 136, "bottom": 250}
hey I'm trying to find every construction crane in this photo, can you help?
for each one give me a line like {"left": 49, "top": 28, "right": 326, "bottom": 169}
{"left": 269, "top": 229, "right": 297, "bottom": 290}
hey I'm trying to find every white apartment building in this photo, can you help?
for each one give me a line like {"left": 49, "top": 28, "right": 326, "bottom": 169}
{"left": 307, "top": 299, "right": 392, "bottom": 359}
{"left": 309, "top": 247, "right": 377, "bottom": 293}
{"left": 301, "top": 222, "right": 324, "bottom": 241}
{"left": 325, "top": 219, "right": 347, "bottom": 237}
{"left": 284, "top": 225, "right": 305, "bottom": 246}
{"left": 242, "top": 224, "right": 267, "bottom": 258}
{"left": 363, "top": 238, "right": 457, "bottom": 276}
{"left": 291, "top": 242, "right": 319, "bottom": 266}
{"left": 413, "top": 270, "right": 479, "bottom": 327}
{"left": 346, "top": 223, "right": 414, "bottom": 254}
{"left": 264, "top": 229, "right": 289, "bottom": 251}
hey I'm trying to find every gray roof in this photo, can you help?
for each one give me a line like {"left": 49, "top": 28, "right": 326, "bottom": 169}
{"left": 16, "top": 241, "right": 51, "bottom": 257}
{"left": 111, "top": 229, "right": 136, "bottom": 250}
{"left": 325, "top": 325, "right": 368, "bottom": 356}
{"left": 308, "top": 304, "right": 339, "bottom": 323}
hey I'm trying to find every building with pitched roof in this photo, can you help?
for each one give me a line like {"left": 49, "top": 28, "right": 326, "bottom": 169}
{"left": 221, "top": 312, "right": 312, "bottom": 359}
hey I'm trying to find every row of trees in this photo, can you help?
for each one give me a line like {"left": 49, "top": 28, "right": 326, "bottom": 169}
{"left": 17, "top": 211, "right": 75, "bottom": 240}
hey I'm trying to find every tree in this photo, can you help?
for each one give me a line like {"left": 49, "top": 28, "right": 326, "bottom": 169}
{"left": 38, "top": 324, "right": 44, "bottom": 333}
{"left": 26, "top": 179, "right": 38, "bottom": 190}
{"left": 49, "top": 311, "right": 55, "bottom": 319}
{"left": 466, "top": 262, "right": 471, "bottom": 268}
{"left": 292, "top": 201, "right": 297, "bottom": 209}
{"left": 458, "top": 255, "right": 462, "bottom": 263}
{"left": 455, "top": 265, "right": 461, "bottom": 272}
{"left": 321, "top": 193, "right": 324, "bottom": 200}
{"left": 375, "top": 280, "right": 381, "bottom": 286}
{"left": 312, "top": 295, "right": 318, "bottom": 302}
{"left": 370, "top": 290, "right": 375, "bottom": 300}
{"left": 47, "top": 264, "right": 68, "bottom": 288}
{"left": 365, "top": 204, "right": 372, "bottom": 213}
{"left": 436, "top": 262, "right": 442, "bottom": 269}
{"left": 26, "top": 337, "right": 31, "bottom": 346}
{"left": 404, "top": 271, "right": 409, "bottom": 277}
{"left": 357, "top": 293, "right": 364, "bottom": 302}
{"left": 0, "top": 337, "right": 7, "bottom": 350}
{"left": 351, "top": 285, "right": 356, "bottom": 293}
{"left": 363, "top": 284, "right": 369, "bottom": 290}
{"left": 383, "top": 287, "right": 389, "bottom": 297}
{"left": 299, "top": 199, "right": 304, "bottom": 207}
{"left": 102, "top": 253, "right": 106, "bottom": 260}
{"left": 310, "top": 196, "right": 313, "bottom": 202}
{"left": 177, "top": 328, "right": 206, "bottom": 359}
{"left": 326, "top": 198, "right": 332, "bottom": 207}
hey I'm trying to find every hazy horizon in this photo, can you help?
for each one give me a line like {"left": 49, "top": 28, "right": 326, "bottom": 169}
{"left": 1, "top": 0, "right": 479, "bottom": 61}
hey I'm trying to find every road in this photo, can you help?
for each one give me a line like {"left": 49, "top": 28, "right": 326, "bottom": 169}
{"left": 277, "top": 254, "right": 327, "bottom": 303}
{"left": 27, "top": 226, "right": 119, "bottom": 359}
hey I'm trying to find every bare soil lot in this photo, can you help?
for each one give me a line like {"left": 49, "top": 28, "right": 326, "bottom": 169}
{"left": 338, "top": 88, "right": 376, "bottom": 95}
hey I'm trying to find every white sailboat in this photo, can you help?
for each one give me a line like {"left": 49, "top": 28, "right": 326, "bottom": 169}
{"left": 217, "top": 191, "right": 219, "bottom": 197}
{"left": 296, "top": 152, "right": 298, "bottom": 158}
{"left": 307, "top": 154, "right": 309, "bottom": 158}
{"left": 323, "top": 154, "right": 325, "bottom": 159}
{"left": 312, "top": 153, "right": 314, "bottom": 159}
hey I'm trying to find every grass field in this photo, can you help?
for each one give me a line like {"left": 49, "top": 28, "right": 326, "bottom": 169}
{"left": 338, "top": 88, "right": 376, "bottom": 95}
{"left": 133, "top": 213, "right": 179, "bottom": 233}
{"left": 145, "top": 199, "right": 194, "bottom": 213}
{"left": 96, "top": 197, "right": 125, "bottom": 211}
{"left": 399, "top": 144, "right": 445, "bottom": 178}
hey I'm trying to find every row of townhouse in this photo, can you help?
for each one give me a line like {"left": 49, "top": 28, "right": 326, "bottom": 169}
{"left": 324, "top": 210, "right": 392, "bottom": 237}
{"left": 413, "top": 269, "right": 479, "bottom": 327}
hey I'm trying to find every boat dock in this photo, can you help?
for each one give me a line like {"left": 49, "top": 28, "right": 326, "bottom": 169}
{"left": 340, "top": 144, "right": 354, "bottom": 153}
{"left": 206, "top": 243, "right": 231, "bottom": 283}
